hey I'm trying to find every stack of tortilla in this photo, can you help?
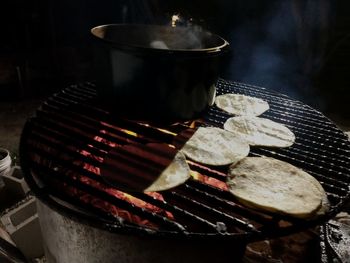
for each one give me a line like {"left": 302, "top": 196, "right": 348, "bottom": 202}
{"left": 179, "top": 93, "right": 326, "bottom": 218}
{"left": 143, "top": 92, "right": 327, "bottom": 220}
{"left": 215, "top": 93, "right": 295, "bottom": 148}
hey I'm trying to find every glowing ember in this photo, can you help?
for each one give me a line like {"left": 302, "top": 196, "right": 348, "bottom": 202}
{"left": 137, "top": 122, "right": 177, "bottom": 136}
{"left": 191, "top": 171, "right": 228, "bottom": 191}
{"left": 71, "top": 126, "right": 228, "bottom": 228}
{"left": 93, "top": 134, "right": 117, "bottom": 148}
{"left": 101, "top": 121, "right": 139, "bottom": 138}
{"left": 189, "top": 121, "right": 197, "bottom": 129}
{"left": 120, "top": 129, "right": 138, "bottom": 137}
{"left": 75, "top": 136, "right": 174, "bottom": 228}
{"left": 181, "top": 120, "right": 201, "bottom": 129}
{"left": 75, "top": 169, "right": 174, "bottom": 227}
{"left": 156, "top": 128, "right": 177, "bottom": 136}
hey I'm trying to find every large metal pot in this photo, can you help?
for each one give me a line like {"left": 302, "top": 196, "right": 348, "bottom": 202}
{"left": 91, "top": 24, "right": 229, "bottom": 120}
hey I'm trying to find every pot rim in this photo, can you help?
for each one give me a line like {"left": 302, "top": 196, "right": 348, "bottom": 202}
{"left": 90, "top": 23, "right": 230, "bottom": 55}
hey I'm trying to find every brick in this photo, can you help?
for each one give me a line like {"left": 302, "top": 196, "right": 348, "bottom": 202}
{"left": 2, "top": 166, "right": 30, "bottom": 198}
{"left": 1, "top": 197, "right": 44, "bottom": 259}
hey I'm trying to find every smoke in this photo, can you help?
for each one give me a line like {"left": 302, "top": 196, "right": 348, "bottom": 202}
{"left": 225, "top": 1, "right": 332, "bottom": 110}
{"left": 149, "top": 26, "right": 206, "bottom": 50}
{"left": 122, "top": 0, "right": 156, "bottom": 24}
{"left": 109, "top": 0, "right": 332, "bottom": 109}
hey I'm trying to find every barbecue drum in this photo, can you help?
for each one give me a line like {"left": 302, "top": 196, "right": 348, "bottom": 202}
{"left": 20, "top": 80, "right": 350, "bottom": 263}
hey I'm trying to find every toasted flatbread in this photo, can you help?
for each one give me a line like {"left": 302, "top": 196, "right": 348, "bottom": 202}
{"left": 145, "top": 151, "right": 190, "bottom": 192}
{"left": 224, "top": 116, "right": 295, "bottom": 148}
{"left": 227, "top": 157, "right": 325, "bottom": 218}
{"left": 180, "top": 127, "right": 250, "bottom": 166}
{"left": 215, "top": 94, "right": 269, "bottom": 116}
{"left": 311, "top": 177, "right": 330, "bottom": 217}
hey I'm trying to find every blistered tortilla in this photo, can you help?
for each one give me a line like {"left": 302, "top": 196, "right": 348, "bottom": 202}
{"left": 224, "top": 116, "right": 295, "bottom": 148}
{"left": 180, "top": 127, "right": 250, "bottom": 166}
{"left": 227, "top": 157, "right": 325, "bottom": 218}
{"left": 215, "top": 94, "right": 269, "bottom": 116}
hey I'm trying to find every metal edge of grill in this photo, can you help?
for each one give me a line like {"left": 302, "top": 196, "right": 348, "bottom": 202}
{"left": 19, "top": 79, "right": 350, "bottom": 242}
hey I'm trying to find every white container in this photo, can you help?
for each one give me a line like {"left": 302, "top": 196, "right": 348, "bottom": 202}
{"left": 0, "top": 148, "right": 12, "bottom": 178}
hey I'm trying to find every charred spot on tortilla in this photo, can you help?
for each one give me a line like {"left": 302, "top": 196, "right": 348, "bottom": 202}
{"left": 224, "top": 116, "right": 295, "bottom": 148}
{"left": 215, "top": 94, "right": 269, "bottom": 116}
{"left": 180, "top": 127, "right": 250, "bottom": 166}
{"left": 227, "top": 157, "right": 327, "bottom": 219}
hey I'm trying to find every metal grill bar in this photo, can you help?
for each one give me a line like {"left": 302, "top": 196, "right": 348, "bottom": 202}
{"left": 29, "top": 156, "right": 187, "bottom": 232}
{"left": 26, "top": 138, "right": 253, "bottom": 234}
{"left": 46, "top": 95, "right": 176, "bottom": 143}
{"left": 21, "top": 79, "right": 350, "bottom": 241}
{"left": 30, "top": 120, "right": 111, "bottom": 154}
{"left": 181, "top": 182, "right": 272, "bottom": 225}
{"left": 163, "top": 191, "right": 257, "bottom": 233}
{"left": 128, "top": 191, "right": 236, "bottom": 231}
{"left": 220, "top": 80, "right": 347, "bottom": 131}
{"left": 207, "top": 108, "right": 349, "bottom": 145}
{"left": 26, "top": 121, "right": 261, "bottom": 234}
{"left": 251, "top": 148, "right": 350, "bottom": 184}
{"left": 25, "top": 124, "right": 259, "bottom": 233}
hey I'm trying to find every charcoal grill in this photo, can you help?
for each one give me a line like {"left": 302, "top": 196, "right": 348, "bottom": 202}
{"left": 19, "top": 79, "right": 350, "bottom": 261}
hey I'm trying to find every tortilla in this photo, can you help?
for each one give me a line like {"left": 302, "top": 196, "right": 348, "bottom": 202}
{"left": 224, "top": 116, "right": 295, "bottom": 148}
{"left": 227, "top": 157, "right": 325, "bottom": 218}
{"left": 311, "top": 177, "right": 330, "bottom": 217}
{"left": 215, "top": 94, "right": 269, "bottom": 116}
{"left": 180, "top": 127, "right": 250, "bottom": 166}
{"left": 145, "top": 151, "right": 190, "bottom": 192}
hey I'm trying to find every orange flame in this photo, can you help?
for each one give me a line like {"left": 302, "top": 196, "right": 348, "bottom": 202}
{"left": 76, "top": 137, "right": 174, "bottom": 228}
{"left": 120, "top": 129, "right": 138, "bottom": 137}
{"left": 191, "top": 171, "right": 228, "bottom": 191}
{"left": 100, "top": 122, "right": 139, "bottom": 138}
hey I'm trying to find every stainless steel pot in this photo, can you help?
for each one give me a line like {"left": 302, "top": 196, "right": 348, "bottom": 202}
{"left": 91, "top": 24, "right": 230, "bottom": 120}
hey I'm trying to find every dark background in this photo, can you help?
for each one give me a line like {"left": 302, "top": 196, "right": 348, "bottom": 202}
{"left": 0, "top": 0, "right": 349, "bottom": 120}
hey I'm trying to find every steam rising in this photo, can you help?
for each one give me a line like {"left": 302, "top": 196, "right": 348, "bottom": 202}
{"left": 226, "top": 1, "right": 331, "bottom": 110}
{"left": 149, "top": 15, "right": 207, "bottom": 50}
{"left": 150, "top": 40, "right": 169, "bottom": 49}
{"left": 118, "top": 1, "right": 331, "bottom": 110}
